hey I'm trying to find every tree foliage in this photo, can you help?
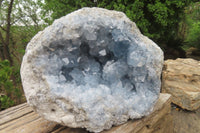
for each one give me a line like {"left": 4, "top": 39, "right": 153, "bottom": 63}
{"left": 0, "top": 60, "right": 20, "bottom": 110}
{"left": 0, "top": 0, "right": 15, "bottom": 65}
{"left": 0, "top": 0, "right": 44, "bottom": 64}
{"left": 183, "top": 2, "right": 200, "bottom": 49}
{"left": 41, "top": 0, "right": 196, "bottom": 46}
{"left": 40, "top": 0, "right": 95, "bottom": 24}
{"left": 0, "top": 0, "right": 44, "bottom": 110}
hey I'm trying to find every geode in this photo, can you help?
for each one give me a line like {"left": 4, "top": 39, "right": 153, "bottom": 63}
{"left": 21, "top": 7, "right": 164, "bottom": 132}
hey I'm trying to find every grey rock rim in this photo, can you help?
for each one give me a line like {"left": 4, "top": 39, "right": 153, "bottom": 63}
{"left": 21, "top": 7, "right": 164, "bottom": 132}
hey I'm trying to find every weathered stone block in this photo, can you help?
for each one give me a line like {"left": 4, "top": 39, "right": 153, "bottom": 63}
{"left": 162, "top": 58, "right": 200, "bottom": 110}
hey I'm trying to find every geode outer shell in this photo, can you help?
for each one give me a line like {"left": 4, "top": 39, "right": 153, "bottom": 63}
{"left": 21, "top": 7, "right": 164, "bottom": 132}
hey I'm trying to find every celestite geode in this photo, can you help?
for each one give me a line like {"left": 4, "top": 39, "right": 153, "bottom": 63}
{"left": 21, "top": 7, "right": 164, "bottom": 132}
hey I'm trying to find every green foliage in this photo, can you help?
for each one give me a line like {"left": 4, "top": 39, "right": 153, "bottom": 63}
{"left": 0, "top": 60, "right": 22, "bottom": 110}
{"left": 40, "top": 0, "right": 196, "bottom": 48}
{"left": 10, "top": 25, "right": 45, "bottom": 63}
{"left": 185, "top": 21, "right": 200, "bottom": 49}
{"left": 40, "top": 0, "right": 95, "bottom": 24}
{"left": 0, "top": 60, "right": 13, "bottom": 92}
{"left": 183, "top": 2, "right": 200, "bottom": 49}
{"left": 0, "top": 0, "right": 46, "bottom": 110}
{"left": 0, "top": 95, "right": 14, "bottom": 110}
{"left": 0, "top": 60, "right": 14, "bottom": 110}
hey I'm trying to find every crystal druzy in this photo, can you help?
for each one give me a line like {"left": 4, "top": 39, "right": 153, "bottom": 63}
{"left": 21, "top": 8, "right": 164, "bottom": 132}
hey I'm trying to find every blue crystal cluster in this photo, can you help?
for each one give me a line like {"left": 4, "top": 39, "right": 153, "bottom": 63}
{"left": 22, "top": 8, "right": 163, "bottom": 132}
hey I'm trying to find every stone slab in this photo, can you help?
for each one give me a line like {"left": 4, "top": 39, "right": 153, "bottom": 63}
{"left": 162, "top": 58, "right": 200, "bottom": 110}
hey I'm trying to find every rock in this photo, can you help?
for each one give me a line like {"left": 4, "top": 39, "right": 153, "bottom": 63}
{"left": 162, "top": 58, "right": 200, "bottom": 110}
{"left": 21, "top": 7, "right": 164, "bottom": 132}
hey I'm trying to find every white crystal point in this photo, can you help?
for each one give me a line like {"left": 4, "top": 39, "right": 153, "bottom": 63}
{"left": 21, "top": 7, "right": 164, "bottom": 132}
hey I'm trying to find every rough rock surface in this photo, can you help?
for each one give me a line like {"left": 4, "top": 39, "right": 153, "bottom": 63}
{"left": 21, "top": 7, "right": 164, "bottom": 132}
{"left": 162, "top": 58, "right": 200, "bottom": 110}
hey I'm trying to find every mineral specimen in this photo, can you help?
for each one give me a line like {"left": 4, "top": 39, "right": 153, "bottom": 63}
{"left": 21, "top": 7, "right": 164, "bottom": 132}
